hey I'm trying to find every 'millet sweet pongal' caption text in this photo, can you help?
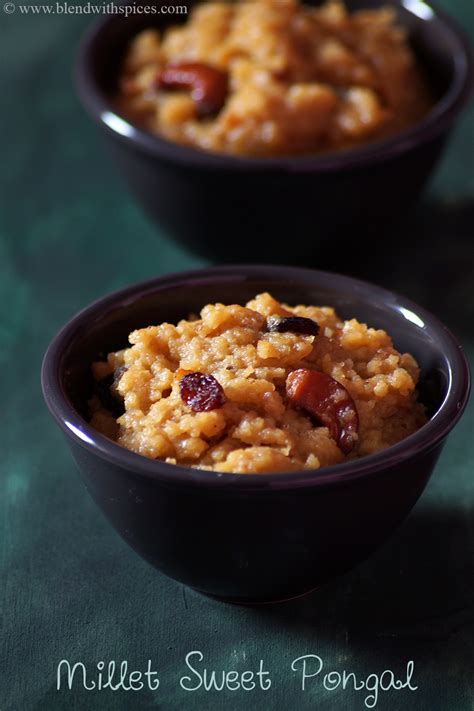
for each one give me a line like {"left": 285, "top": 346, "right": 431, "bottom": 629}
{"left": 57, "top": 651, "right": 418, "bottom": 708}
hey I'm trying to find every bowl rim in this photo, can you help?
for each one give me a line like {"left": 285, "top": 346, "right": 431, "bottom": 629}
{"left": 75, "top": 0, "right": 473, "bottom": 172}
{"left": 41, "top": 264, "right": 471, "bottom": 491}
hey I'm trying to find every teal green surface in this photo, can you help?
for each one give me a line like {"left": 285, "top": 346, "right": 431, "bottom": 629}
{"left": 1, "top": 2, "right": 473, "bottom": 709}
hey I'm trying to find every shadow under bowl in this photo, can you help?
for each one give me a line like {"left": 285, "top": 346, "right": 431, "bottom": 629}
{"left": 41, "top": 265, "right": 470, "bottom": 603}
{"left": 76, "top": 0, "right": 473, "bottom": 261}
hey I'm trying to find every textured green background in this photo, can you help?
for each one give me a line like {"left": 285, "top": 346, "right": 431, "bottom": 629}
{"left": 1, "top": 1, "right": 473, "bottom": 709}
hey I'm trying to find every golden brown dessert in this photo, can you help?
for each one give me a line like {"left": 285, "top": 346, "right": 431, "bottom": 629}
{"left": 90, "top": 292, "right": 426, "bottom": 474}
{"left": 116, "top": 0, "right": 432, "bottom": 157}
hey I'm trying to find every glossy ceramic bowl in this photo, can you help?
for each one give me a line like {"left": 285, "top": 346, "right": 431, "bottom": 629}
{"left": 41, "top": 265, "right": 470, "bottom": 603}
{"left": 75, "top": 0, "right": 472, "bottom": 260}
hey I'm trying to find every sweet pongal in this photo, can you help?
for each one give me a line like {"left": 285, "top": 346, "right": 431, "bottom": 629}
{"left": 90, "top": 292, "right": 426, "bottom": 473}
{"left": 116, "top": 0, "right": 433, "bottom": 157}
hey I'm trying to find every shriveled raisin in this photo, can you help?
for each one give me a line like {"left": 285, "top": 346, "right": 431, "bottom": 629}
{"left": 266, "top": 316, "right": 319, "bottom": 336}
{"left": 95, "top": 372, "right": 125, "bottom": 418}
{"left": 113, "top": 365, "right": 127, "bottom": 387}
{"left": 286, "top": 369, "right": 358, "bottom": 454}
{"left": 180, "top": 372, "right": 226, "bottom": 412}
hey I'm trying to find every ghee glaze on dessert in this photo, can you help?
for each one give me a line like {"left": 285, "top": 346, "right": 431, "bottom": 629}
{"left": 90, "top": 292, "right": 426, "bottom": 474}
{"left": 116, "top": 0, "right": 433, "bottom": 157}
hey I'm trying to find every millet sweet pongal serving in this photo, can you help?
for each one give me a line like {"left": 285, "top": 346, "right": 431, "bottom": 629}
{"left": 116, "top": 0, "right": 433, "bottom": 157}
{"left": 90, "top": 292, "right": 426, "bottom": 474}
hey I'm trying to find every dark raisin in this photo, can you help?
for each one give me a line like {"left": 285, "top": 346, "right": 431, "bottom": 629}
{"left": 286, "top": 369, "right": 359, "bottom": 454}
{"left": 95, "top": 373, "right": 124, "bottom": 418}
{"left": 180, "top": 372, "right": 226, "bottom": 412}
{"left": 266, "top": 316, "right": 319, "bottom": 336}
{"left": 113, "top": 365, "right": 127, "bottom": 387}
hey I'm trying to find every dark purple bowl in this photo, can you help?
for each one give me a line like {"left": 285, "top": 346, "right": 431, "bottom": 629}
{"left": 41, "top": 265, "right": 470, "bottom": 603}
{"left": 75, "top": 0, "right": 472, "bottom": 261}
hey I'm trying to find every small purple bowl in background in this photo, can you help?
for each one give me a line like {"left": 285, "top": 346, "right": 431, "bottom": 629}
{"left": 41, "top": 265, "right": 470, "bottom": 603}
{"left": 75, "top": 0, "right": 472, "bottom": 261}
